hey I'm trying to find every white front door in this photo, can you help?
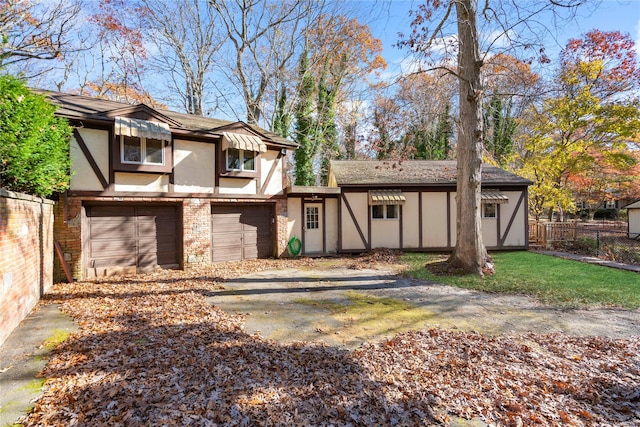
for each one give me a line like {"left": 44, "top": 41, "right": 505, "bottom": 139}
{"left": 304, "top": 203, "right": 323, "bottom": 254}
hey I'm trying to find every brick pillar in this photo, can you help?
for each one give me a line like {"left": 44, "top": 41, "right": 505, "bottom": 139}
{"left": 182, "top": 198, "right": 211, "bottom": 269}
{"left": 53, "top": 196, "right": 83, "bottom": 281}
{"left": 275, "top": 198, "right": 289, "bottom": 257}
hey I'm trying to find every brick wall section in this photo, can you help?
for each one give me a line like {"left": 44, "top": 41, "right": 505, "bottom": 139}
{"left": 53, "top": 196, "right": 82, "bottom": 281}
{"left": 0, "top": 189, "right": 54, "bottom": 347}
{"left": 183, "top": 198, "right": 212, "bottom": 269}
{"left": 275, "top": 198, "right": 289, "bottom": 257}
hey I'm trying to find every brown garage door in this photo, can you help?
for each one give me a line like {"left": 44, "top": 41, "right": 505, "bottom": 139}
{"left": 211, "top": 204, "right": 272, "bottom": 262}
{"left": 85, "top": 204, "right": 179, "bottom": 277}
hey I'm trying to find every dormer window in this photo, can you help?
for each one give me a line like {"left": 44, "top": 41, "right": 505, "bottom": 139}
{"left": 220, "top": 131, "right": 266, "bottom": 177}
{"left": 122, "top": 135, "right": 164, "bottom": 165}
{"left": 113, "top": 116, "right": 172, "bottom": 173}
{"left": 226, "top": 147, "right": 255, "bottom": 172}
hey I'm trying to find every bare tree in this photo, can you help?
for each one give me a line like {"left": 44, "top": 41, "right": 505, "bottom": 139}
{"left": 401, "top": 0, "right": 591, "bottom": 275}
{"left": 142, "top": 0, "right": 223, "bottom": 116}
{"left": 0, "top": 0, "right": 82, "bottom": 68}
{"left": 209, "top": 0, "right": 320, "bottom": 125}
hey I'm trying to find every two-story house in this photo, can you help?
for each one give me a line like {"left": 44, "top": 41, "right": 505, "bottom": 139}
{"left": 48, "top": 92, "right": 296, "bottom": 280}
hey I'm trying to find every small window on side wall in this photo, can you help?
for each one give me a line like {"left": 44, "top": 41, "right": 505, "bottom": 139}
{"left": 482, "top": 203, "right": 496, "bottom": 218}
{"left": 371, "top": 204, "right": 399, "bottom": 220}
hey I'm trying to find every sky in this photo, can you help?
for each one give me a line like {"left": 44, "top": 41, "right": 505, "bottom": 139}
{"left": 359, "top": 0, "right": 640, "bottom": 79}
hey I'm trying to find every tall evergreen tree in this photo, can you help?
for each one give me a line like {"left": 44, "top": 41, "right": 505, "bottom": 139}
{"left": 273, "top": 84, "right": 291, "bottom": 138}
{"left": 484, "top": 95, "right": 516, "bottom": 167}
{"left": 316, "top": 65, "right": 340, "bottom": 185}
{"left": 293, "top": 50, "right": 317, "bottom": 185}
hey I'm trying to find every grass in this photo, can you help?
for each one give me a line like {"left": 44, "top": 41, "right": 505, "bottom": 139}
{"left": 401, "top": 251, "right": 640, "bottom": 309}
{"left": 42, "top": 329, "right": 70, "bottom": 352}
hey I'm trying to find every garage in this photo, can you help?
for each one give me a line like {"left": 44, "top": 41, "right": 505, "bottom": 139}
{"left": 211, "top": 204, "right": 273, "bottom": 262}
{"left": 85, "top": 204, "right": 179, "bottom": 277}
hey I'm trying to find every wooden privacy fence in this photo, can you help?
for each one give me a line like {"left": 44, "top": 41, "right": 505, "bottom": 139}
{"left": 529, "top": 222, "right": 577, "bottom": 245}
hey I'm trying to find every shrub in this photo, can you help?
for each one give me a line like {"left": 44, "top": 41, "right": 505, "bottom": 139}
{"left": 0, "top": 75, "right": 71, "bottom": 197}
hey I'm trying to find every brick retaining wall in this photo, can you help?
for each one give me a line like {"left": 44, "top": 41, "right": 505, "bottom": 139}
{"left": 0, "top": 189, "right": 54, "bottom": 347}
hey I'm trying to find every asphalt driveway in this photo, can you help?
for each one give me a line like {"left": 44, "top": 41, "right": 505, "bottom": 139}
{"left": 208, "top": 261, "right": 640, "bottom": 348}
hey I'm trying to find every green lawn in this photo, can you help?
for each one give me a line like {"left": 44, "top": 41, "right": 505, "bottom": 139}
{"left": 401, "top": 251, "right": 640, "bottom": 309}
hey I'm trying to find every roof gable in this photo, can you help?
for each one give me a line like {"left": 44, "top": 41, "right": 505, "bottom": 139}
{"left": 102, "top": 104, "right": 182, "bottom": 128}
{"left": 329, "top": 160, "right": 532, "bottom": 187}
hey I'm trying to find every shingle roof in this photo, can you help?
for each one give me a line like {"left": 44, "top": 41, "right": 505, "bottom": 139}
{"left": 329, "top": 160, "right": 531, "bottom": 186}
{"left": 40, "top": 90, "right": 296, "bottom": 148}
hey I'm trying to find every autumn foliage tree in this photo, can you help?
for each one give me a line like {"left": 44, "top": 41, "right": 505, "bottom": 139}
{"left": 516, "top": 30, "right": 640, "bottom": 221}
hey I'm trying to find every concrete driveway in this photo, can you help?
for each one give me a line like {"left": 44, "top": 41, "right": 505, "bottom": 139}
{"left": 207, "top": 263, "right": 640, "bottom": 349}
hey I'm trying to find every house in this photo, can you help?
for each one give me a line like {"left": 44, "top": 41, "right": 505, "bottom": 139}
{"left": 48, "top": 92, "right": 296, "bottom": 280}
{"left": 625, "top": 200, "right": 640, "bottom": 238}
{"left": 287, "top": 160, "right": 531, "bottom": 255}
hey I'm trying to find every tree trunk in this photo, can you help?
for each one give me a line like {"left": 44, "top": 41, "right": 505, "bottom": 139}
{"left": 447, "top": 0, "right": 489, "bottom": 276}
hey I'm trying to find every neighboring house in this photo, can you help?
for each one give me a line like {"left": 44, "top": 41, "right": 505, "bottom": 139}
{"left": 625, "top": 200, "right": 640, "bottom": 238}
{"left": 287, "top": 160, "right": 532, "bottom": 255}
{"left": 47, "top": 92, "right": 296, "bottom": 281}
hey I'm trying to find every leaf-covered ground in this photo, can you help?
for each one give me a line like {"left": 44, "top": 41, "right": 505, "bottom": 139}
{"left": 21, "top": 257, "right": 640, "bottom": 426}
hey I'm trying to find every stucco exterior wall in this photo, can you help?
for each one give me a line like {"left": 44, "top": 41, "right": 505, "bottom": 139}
{"left": 70, "top": 128, "right": 109, "bottom": 191}
{"left": 114, "top": 172, "right": 169, "bottom": 192}
{"left": 422, "top": 192, "right": 449, "bottom": 248}
{"left": 218, "top": 178, "right": 257, "bottom": 194}
{"left": 325, "top": 198, "right": 339, "bottom": 253}
{"left": 499, "top": 191, "right": 527, "bottom": 247}
{"left": 371, "top": 215, "right": 400, "bottom": 249}
{"left": 261, "top": 151, "right": 284, "bottom": 195}
{"left": 402, "top": 193, "right": 420, "bottom": 249}
{"left": 174, "top": 140, "right": 215, "bottom": 193}
{"left": 341, "top": 193, "right": 368, "bottom": 251}
{"left": 0, "top": 190, "right": 54, "bottom": 347}
{"left": 628, "top": 208, "right": 640, "bottom": 238}
{"left": 287, "top": 197, "right": 302, "bottom": 248}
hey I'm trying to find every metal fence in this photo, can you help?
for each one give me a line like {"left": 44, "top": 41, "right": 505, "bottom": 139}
{"left": 529, "top": 222, "right": 640, "bottom": 266}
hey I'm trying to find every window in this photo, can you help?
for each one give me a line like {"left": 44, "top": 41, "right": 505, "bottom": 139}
{"left": 306, "top": 206, "right": 319, "bottom": 229}
{"left": 226, "top": 148, "right": 256, "bottom": 172}
{"left": 371, "top": 204, "right": 399, "bottom": 220}
{"left": 121, "top": 136, "right": 164, "bottom": 165}
{"left": 482, "top": 203, "right": 496, "bottom": 218}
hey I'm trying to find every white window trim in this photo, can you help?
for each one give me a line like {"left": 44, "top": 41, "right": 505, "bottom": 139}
{"left": 226, "top": 148, "right": 256, "bottom": 172}
{"left": 121, "top": 135, "right": 165, "bottom": 166}
{"left": 482, "top": 202, "right": 497, "bottom": 219}
{"left": 371, "top": 204, "right": 399, "bottom": 220}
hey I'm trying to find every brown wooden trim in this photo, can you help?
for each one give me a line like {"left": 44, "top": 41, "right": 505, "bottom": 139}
{"left": 338, "top": 194, "right": 343, "bottom": 252}
{"left": 496, "top": 203, "right": 502, "bottom": 247}
{"left": 300, "top": 199, "right": 306, "bottom": 255}
{"left": 260, "top": 151, "right": 284, "bottom": 194}
{"left": 446, "top": 191, "right": 451, "bottom": 247}
{"left": 367, "top": 204, "right": 372, "bottom": 250}
{"left": 73, "top": 128, "right": 108, "bottom": 189}
{"left": 418, "top": 192, "right": 423, "bottom": 249}
{"left": 399, "top": 204, "right": 403, "bottom": 250}
{"left": 112, "top": 134, "right": 173, "bottom": 174}
{"left": 54, "top": 242, "right": 73, "bottom": 283}
{"left": 341, "top": 193, "right": 368, "bottom": 250}
{"left": 66, "top": 190, "right": 287, "bottom": 200}
{"left": 524, "top": 188, "right": 529, "bottom": 248}
{"left": 499, "top": 191, "right": 525, "bottom": 247}
{"left": 322, "top": 200, "right": 326, "bottom": 253}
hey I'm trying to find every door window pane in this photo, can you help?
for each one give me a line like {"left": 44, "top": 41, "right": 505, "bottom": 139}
{"left": 306, "top": 206, "right": 319, "bottom": 229}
